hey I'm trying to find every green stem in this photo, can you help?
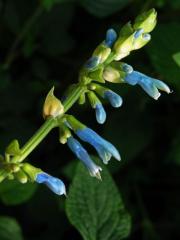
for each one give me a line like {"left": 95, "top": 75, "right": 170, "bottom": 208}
{"left": 11, "top": 84, "right": 86, "bottom": 163}
{"left": 63, "top": 84, "right": 86, "bottom": 112}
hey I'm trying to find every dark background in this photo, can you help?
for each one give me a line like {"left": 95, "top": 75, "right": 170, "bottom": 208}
{"left": 0, "top": 0, "right": 180, "bottom": 239}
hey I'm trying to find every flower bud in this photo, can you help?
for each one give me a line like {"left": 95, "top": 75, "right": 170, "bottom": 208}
{"left": 103, "top": 66, "right": 121, "bottom": 83}
{"left": 87, "top": 91, "right": 106, "bottom": 124}
{"left": 59, "top": 124, "right": 71, "bottom": 144}
{"left": 78, "top": 92, "right": 86, "bottom": 105}
{"left": 132, "top": 33, "right": 151, "bottom": 50}
{"left": 43, "top": 87, "right": 64, "bottom": 119}
{"left": 14, "top": 169, "right": 28, "bottom": 184}
{"left": 133, "top": 8, "right": 157, "bottom": 33}
{"left": 104, "top": 28, "right": 117, "bottom": 47}
{"left": 103, "top": 62, "right": 129, "bottom": 83}
{"left": 113, "top": 33, "right": 134, "bottom": 60}
{"left": 92, "top": 44, "right": 111, "bottom": 64}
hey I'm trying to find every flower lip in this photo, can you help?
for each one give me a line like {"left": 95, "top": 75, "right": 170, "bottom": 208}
{"left": 124, "top": 70, "right": 171, "bottom": 100}
{"left": 35, "top": 172, "right": 66, "bottom": 196}
{"left": 75, "top": 127, "right": 121, "bottom": 164}
{"left": 67, "top": 136, "right": 102, "bottom": 180}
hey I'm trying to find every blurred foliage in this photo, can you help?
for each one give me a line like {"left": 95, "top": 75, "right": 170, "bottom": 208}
{"left": 0, "top": 0, "right": 179, "bottom": 239}
{"left": 0, "top": 216, "right": 23, "bottom": 240}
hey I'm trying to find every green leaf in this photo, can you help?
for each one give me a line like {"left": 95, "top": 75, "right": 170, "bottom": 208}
{"left": 0, "top": 180, "right": 37, "bottom": 205}
{"left": 146, "top": 23, "right": 180, "bottom": 91}
{"left": 173, "top": 52, "right": 180, "bottom": 67}
{"left": 78, "top": 0, "right": 130, "bottom": 18}
{"left": 0, "top": 216, "right": 23, "bottom": 240}
{"left": 66, "top": 159, "right": 131, "bottom": 240}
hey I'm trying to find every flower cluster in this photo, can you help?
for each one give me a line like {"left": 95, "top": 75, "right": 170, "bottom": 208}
{"left": 0, "top": 9, "right": 171, "bottom": 197}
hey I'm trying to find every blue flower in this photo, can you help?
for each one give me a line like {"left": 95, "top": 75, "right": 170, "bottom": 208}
{"left": 75, "top": 128, "right": 121, "bottom": 164}
{"left": 105, "top": 28, "right": 117, "bottom": 47}
{"left": 104, "top": 90, "right": 123, "bottom": 108}
{"left": 84, "top": 56, "right": 100, "bottom": 69}
{"left": 67, "top": 137, "right": 102, "bottom": 179}
{"left": 35, "top": 172, "right": 66, "bottom": 196}
{"left": 95, "top": 103, "right": 106, "bottom": 124}
{"left": 125, "top": 71, "right": 171, "bottom": 100}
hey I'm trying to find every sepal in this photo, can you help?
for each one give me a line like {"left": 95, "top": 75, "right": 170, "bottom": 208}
{"left": 43, "top": 87, "right": 64, "bottom": 119}
{"left": 5, "top": 140, "right": 21, "bottom": 156}
{"left": 133, "top": 8, "right": 157, "bottom": 33}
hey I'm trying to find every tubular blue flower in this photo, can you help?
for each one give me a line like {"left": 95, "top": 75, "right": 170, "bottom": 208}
{"left": 104, "top": 90, "right": 123, "bottom": 108}
{"left": 104, "top": 28, "right": 117, "bottom": 47}
{"left": 84, "top": 56, "right": 100, "bottom": 69}
{"left": 67, "top": 137, "right": 102, "bottom": 179}
{"left": 35, "top": 172, "right": 66, "bottom": 196}
{"left": 95, "top": 103, "right": 106, "bottom": 124}
{"left": 124, "top": 70, "right": 171, "bottom": 100}
{"left": 75, "top": 128, "right": 121, "bottom": 164}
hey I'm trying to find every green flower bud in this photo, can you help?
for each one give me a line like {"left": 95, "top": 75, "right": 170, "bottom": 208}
{"left": 133, "top": 8, "right": 157, "bottom": 33}
{"left": 87, "top": 91, "right": 100, "bottom": 108}
{"left": 59, "top": 124, "right": 71, "bottom": 144}
{"left": 113, "top": 28, "right": 134, "bottom": 61}
{"left": 103, "top": 66, "right": 121, "bottom": 83}
{"left": 103, "top": 62, "right": 126, "bottom": 83}
{"left": 78, "top": 92, "right": 86, "bottom": 105}
{"left": 92, "top": 44, "right": 111, "bottom": 64}
{"left": 43, "top": 87, "right": 64, "bottom": 119}
{"left": 14, "top": 169, "right": 28, "bottom": 184}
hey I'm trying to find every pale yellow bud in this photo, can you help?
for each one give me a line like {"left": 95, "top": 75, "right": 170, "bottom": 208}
{"left": 113, "top": 34, "right": 134, "bottom": 61}
{"left": 43, "top": 87, "right": 64, "bottom": 119}
{"left": 103, "top": 66, "right": 121, "bottom": 83}
{"left": 93, "top": 44, "right": 111, "bottom": 64}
